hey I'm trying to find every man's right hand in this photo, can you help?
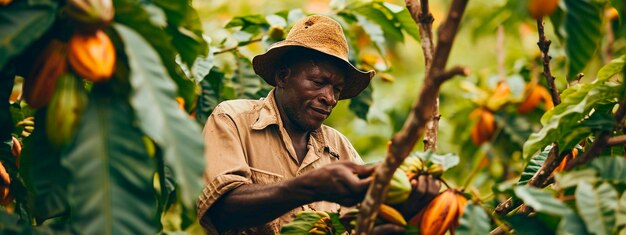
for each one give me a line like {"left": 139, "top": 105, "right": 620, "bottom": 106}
{"left": 291, "top": 161, "right": 375, "bottom": 206}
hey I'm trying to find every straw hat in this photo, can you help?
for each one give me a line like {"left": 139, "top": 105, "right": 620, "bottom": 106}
{"left": 252, "top": 15, "right": 375, "bottom": 100}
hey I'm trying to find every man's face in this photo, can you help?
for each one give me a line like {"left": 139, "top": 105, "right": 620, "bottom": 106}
{"left": 276, "top": 59, "right": 346, "bottom": 133}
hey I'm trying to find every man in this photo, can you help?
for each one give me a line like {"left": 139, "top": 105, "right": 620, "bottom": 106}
{"left": 197, "top": 15, "right": 439, "bottom": 234}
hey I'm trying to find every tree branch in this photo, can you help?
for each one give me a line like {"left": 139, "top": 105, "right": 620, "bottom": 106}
{"left": 355, "top": 0, "right": 469, "bottom": 233}
{"left": 536, "top": 19, "right": 560, "bottom": 105}
{"left": 607, "top": 135, "right": 626, "bottom": 146}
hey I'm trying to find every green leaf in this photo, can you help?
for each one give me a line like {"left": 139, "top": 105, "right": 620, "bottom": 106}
{"left": 555, "top": 168, "right": 598, "bottom": 189}
{"left": 352, "top": 3, "right": 404, "bottom": 42}
{"left": 115, "top": 24, "right": 205, "bottom": 211}
{"left": 329, "top": 212, "right": 346, "bottom": 235}
{"left": 597, "top": 54, "right": 626, "bottom": 82}
{"left": 514, "top": 186, "right": 572, "bottom": 216}
{"left": 557, "top": 213, "right": 590, "bottom": 235}
{"left": 61, "top": 89, "right": 157, "bottom": 234}
{"left": 506, "top": 214, "right": 552, "bottom": 235}
{"left": 280, "top": 211, "right": 324, "bottom": 235}
{"left": 0, "top": 1, "right": 57, "bottom": 69}
{"left": 523, "top": 82, "right": 623, "bottom": 160}
{"left": 410, "top": 151, "right": 460, "bottom": 170}
{"left": 618, "top": 192, "right": 626, "bottom": 228}
{"left": 355, "top": 14, "right": 386, "bottom": 54}
{"left": 590, "top": 157, "right": 626, "bottom": 183}
{"left": 20, "top": 110, "right": 69, "bottom": 223}
{"left": 231, "top": 54, "right": 272, "bottom": 99}
{"left": 348, "top": 85, "right": 372, "bottom": 120}
{"left": 195, "top": 68, "right": 224, "bottom": 126}
{"left": 562, "top": 0, "right": 604, "bottom": 79}
{"left": 575, "top": 182, "right": 618, "bottom": 235}
{"left": 225, "top": 15, "right": 269, "bottom": 28}
{"left": 113, "top": 0, "right": 196, "bottom": 108}
{"left": 457, "top": 202, "right": 490, "bottom": 235}
{"left": 518, "top": 145, "right": 551, "bottom": 185}
{"left": 395, "top": 8, "right": 420, "bottom": 41}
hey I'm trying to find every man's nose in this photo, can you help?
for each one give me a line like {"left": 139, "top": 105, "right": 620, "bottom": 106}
{"left": 320, "top": 86, "right": 338, "bottom": 107}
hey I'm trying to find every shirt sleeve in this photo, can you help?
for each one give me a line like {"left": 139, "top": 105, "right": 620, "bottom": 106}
{"left": 197, "top": 107, "right": 252, "bottom": 232}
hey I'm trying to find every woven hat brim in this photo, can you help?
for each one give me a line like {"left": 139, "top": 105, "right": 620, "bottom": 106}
{"left": 252, "top": 42, "right": 374, "bottom": 100}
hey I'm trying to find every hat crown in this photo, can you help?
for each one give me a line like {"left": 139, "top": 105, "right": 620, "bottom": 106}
{"left": 280, "top": 15, "right": 349, "bottom": 61}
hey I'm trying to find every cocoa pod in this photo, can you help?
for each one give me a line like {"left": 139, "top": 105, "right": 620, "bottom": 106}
{"left": 398, "top": 156, "right": 424, "bottom": 176}
{"left": 65, "top": 0, "right": 114, "bottom": 33}
{"left": 553, "top": 148, "right": 578, "bottom": 174}
{"left": 528, "top": 0, "right": 560, "bottom": 19}
{"left": 427, "top": 164, "right": 444, "bottom": 178}
{"left": 486, "top": 81, "right": 511, "bottom": 112}
{"left": 23, "top": 39, "right": 68, "bottom": 108}
{"left": 68, "top": 30, "right": 116, "bottom": 82}
{"left": 470, "top": 108, "right": 495, "bottom": 146}
{"left": 385, "top": 169, "right": 412, "bottom": 205}
{"left": 0, "top": 0, "right": 12, "bottom": 6}
{"left": 378, "top": 204, "right": 407, "bottom": 226}
{"left": 46, "top": 73, "right": 87, "bottom": 148}
{"left": 10, "top": 136, "right": 20, "bottom": 167}
{"left": 518, "top": 85, "right": 553, "bottom": 114}
{"left": 0, "top": 161, "right": 11, "bottom": 206}
{"left": 419, "top": 189, "right": 467, "bottom": 235}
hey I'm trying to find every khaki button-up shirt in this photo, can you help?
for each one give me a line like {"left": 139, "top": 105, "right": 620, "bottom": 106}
{"left": 197, "top": 90, "right": 363, "bottom": 234}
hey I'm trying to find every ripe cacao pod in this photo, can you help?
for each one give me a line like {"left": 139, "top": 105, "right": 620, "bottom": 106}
{"left": 528, "top": 0, "right": 560, "bottom": 19}
{"left": 470, "top": 108, "right": 495, "bottom": 146}
{"left": 398, "top": 156, "right": 424, "bottom": 176}
{"left": 419, "top": 189, "right": 467, "bottom": 235}
{"left": 46, "top": 73, "right": 87, "bottom": 148}
{"left": 23, "top": 40, "right": 68, "bottom": 108}
{"left": 0, "top": 0, "right": 12, "bottom": 6}
{"left": 518, "top": 85, "right": 554, "bottom": 114}
{"left": 0, "top": 162, "right": 11, "bottom": 206}
{"left": 553, "top": 148, "right": 579, "bottom": 174}
{"left": 68, "top": 30, "right": 116, "bottom": 82}
{"left": 65, "top": 0, "right": 114, "bottom": 33}
{"left": 385, "top": 169, "right": 412, "bottom": 205}
{"left": 486, "top": 81, "right": 511, "bottom": 112}
{"left": 378, "top": 204, "right": 407, "bottom": 226}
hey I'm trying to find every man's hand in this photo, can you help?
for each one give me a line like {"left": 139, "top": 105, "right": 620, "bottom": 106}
{"left": 292, "top": 161, "right": 375, "bottom": 206}
{"left": 398, "top": 174, "right": 441, "bottom": 218}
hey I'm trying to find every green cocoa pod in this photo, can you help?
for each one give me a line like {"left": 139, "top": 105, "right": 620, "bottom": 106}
{"left": 427, "top": 164, "right": 444, "bottom": 178}
{"left": 46, "top": 73, "right": 87, "bottom": 148}
{"left": 385, "top": 169, "right": 412, "bottom": 205}
{"left": 398, "top": 156, "right": 424, "bottom": 176}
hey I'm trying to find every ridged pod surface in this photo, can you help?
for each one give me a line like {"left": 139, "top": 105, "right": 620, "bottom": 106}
{"left": 419, "top": 189, "right": 467, "bottom": 235}
{"left": 384, "top": 169, "right": 412, "bottom": 205}
{"left": 378, "top": 204, "right": 407, "bottom": 226}
{"left": 68, "top": 30, "right": 116, "bottom": 82}
{"left": 46, "top": 73, "right": 88, "bottom": 148}
{"left": 23, "top": 39, "right": 68, "bottom": 108}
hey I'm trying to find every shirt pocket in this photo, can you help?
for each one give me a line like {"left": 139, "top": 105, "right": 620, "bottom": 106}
{"left": 250, "top": 167, "right": 284, "bottom": 185}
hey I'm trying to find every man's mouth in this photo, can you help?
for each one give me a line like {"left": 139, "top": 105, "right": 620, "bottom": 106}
{"left": 311, "top": 107, "right": 331, "bottom": 116}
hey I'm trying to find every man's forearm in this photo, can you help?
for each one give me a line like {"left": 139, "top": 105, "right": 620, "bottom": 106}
{"left": 207, "top": 179, "right": 315, "bottom": 231}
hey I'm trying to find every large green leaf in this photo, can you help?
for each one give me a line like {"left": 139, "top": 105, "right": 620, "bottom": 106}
{"left": 518, "top": 145, "right": 550, "bottom": 185}
{"left": 576, "top": 182, "right": 618, "bottom": 235}
{"left": 355, "top": 14, "right": 386, "bottom": 54}
{"left": 20, "top": 110, "right": 69, "bottom": 223}
{"left": 61, "top": 88, "right": 156, "bottom": 234}
{"left": 113, "top": 0, "right": 196, "bottom": 108}
{"left": 410, "top": 151, "right": 460, "bottom": 171}
{"left": 457, "top": 202, "right": 490, "bottom": 235}
{"left": 597, "top": 54, "right": 626, "bottom": 82}
{"left": 0, "top": 0, "right": 57, "bottom": 69}
{"left": 506, "top": 214, "right": 552, "bottom": 235}
{"left": 590, "top": 157, "right": 626, "bottom": 183}
{"left": 115, "top": 24, "right": 205, "bottom": 211}
{"left": 618, "top": 192, "right": 626, "bottom": 229}
{"left": 555, "top": 168, "right": 598, "bottom": 189}
{"left": 230, "top": 54, "right": 272, "bottom": 99}
{"left": 523, "top": 82, "right": 623, "bottom": 159}
{"left": 351, "top": 2, "right": 404, "bottom": 43}
{"left": 514, "top": 186, "right": 572, "bottom": 216}
{"left": 562, "top": 0, "right": 604, "bottom": 79}
{"left": 348, "top": 85, "right": 372, "bottom": 120}
{"left": 557, "top": 213, "right": 590, "bottom": 235}
{"left": 393, "top": 8, "right": 419, "bottom": 41}
{"left": 195, "top": 68, "right": 225, "bottom": 126}
{"left": 280, "top": 211, "right": 332, "bottom": 235}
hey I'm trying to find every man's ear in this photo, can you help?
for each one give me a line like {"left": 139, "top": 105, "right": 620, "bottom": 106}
{"left": 275, "top": 67, "right": 290, "bottom": 88}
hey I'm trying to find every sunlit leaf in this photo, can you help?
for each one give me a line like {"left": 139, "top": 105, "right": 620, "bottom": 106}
{"left": 562, "top": 0, "right": 604, "bottom": 79}
{"left": 518, "top": 145, "right": 550, "bottom": 185}
{"left": 514, "top": 186, "right": 572, "bottom": 216}
{"left": 355, "top": 14, "right": 386, "bottom": 54}
{"left": 597, "top": 54, "right": 626, "bottom": 82}
{"left": 457, "top": 202, "right": 490, "bottom": 235}
{"left": 225, "top": 14, "right": 269, "bottom": 28}
{"left": 618, "top": 192, "right": 626, "bottom": 228}
{"left": 590, "top": 157, "right": 626, "bottom": 183}
{"left": 115, "top": 24, "right": 205, "bottom": 211}
{"left": 523, "top": 82, "right": 623, "bottom": 160}
{"left": 352, "top": 3, "right": 404, "bottom": 43}
{"left": 348, "top": 85, "right": 372, "bottom": 120}
{"left": 411, "top": 151, "right": 460, "bottom": 170}
{"left": 554, "top": 168, "right": 597, "bottom": 189}
{"left": 575, "top": 182, "right": 618, "bottom": 235}
{"left": 0, "top": 0, "right": 57, "bottom": 69}
{"left": 280, "top": 211, "right": 327, "bottom": 235}
{"left": 61, "top": 89, "right": 156, "bottom": 234}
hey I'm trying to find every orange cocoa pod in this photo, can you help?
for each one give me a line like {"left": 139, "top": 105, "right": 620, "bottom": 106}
{"left": 378, "top": 204, "right": 407, "bottom": 226}
{"left": 23, "top": 40, "right": 68, "bottom": 108}
{"left": 420, "top": 189, "right": 467, "bottom": 235}
{"left": 0, "top": 0, "right": 12, "bottom": 6}
{"left": 518, "top": 85, "right": 553, "bottom": 114}
{"left": 553, "top": 148, "right": 578, "bottom": 174}
{"left": 470, "top": 108, "right": 495, "bottom": 146}
{"left": 529, "top": 0, "right": 560, "bottom": 19}
{"left": 68, "top": 30, "right": 116, "bottom": 82}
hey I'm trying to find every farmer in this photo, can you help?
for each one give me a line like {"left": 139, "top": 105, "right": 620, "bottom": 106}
{"left": 197, "top": 15, "right": 440, "bottom": 234}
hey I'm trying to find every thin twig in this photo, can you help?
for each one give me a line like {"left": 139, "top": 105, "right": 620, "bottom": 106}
{"left": 536, "top": 19, "right": 561, "bottom": 105}
{"left": 607, "top": 135, "right": 626, "bottom": 146}
{"left": 496, "top": 26, "right": 505, "bottom": 81}
{"left": 354, "top": 1, "right": 470, "bottom": 233}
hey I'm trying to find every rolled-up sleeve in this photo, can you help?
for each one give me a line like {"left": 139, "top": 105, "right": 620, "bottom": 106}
{"left": 197, "top": 107, "right": 252, "bottom": 232}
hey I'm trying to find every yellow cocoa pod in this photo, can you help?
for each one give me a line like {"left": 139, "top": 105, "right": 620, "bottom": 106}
{"left": 65, "top": 0, "right": 114, "bottom": 33}
{"left": 385, "top": 169, "right": 412, "bottom": 205}
{"left": 528, "top": 0, "right": 560, "bottom": 19}
{"left": 46, "top": 73, "right": 87, "bottom": 148}
{"left": 68, "top": 30, "right": 116, "bottom": 82}
{"left": 378, "top": 204, "right": 407, "bottom": 226}
{"left": 420, "top": 189, "right": 467, "bottom": 235}
{"left": 427, "top": 164, "right": 444, "bottom": 177}
{"left": 398, "top": 156, "right": 424, "bottom": 176}
{"left": 23, "top": 40, "right": 69, "bottom": 108}
{"left": 486, "top": 82, "right": 511, "bottom": 111}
